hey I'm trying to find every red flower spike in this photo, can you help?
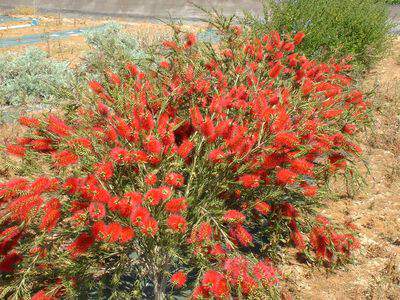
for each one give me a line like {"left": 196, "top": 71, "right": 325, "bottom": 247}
{"left": 167, "top": 214, "right": 187, "bottom": 233}
{"left": 67, "top": 233, "right": 94, "bottom": 258}
{"left": 164, "top": 172, "right": 185, "bottom": 188}
{"left": 171, "top": 271, "right": 187, "bottom": 288}
{"left": 293, "top": 32, "right": 305, "bottom": 45}
{"left": 238, "top": 174, "right": 260, "bottom": 189}
{"left": 165, "top": 197, "right": 188, "bottom": 213}
{"left": 223, "top": 210, "right": 246, "bottom": 224}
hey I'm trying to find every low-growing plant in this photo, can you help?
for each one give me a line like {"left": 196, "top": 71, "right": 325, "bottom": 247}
{"left": 0, "top": 15, "right": 368, "bottom": 299}
{"left": 0, "top": 48, "right": 72, "bottom": 108}
{"left": 81, "top": 23, "right": 147, "bottom": 80}
{"left": 245, "top": 0, "right": 392, "bottom": 71}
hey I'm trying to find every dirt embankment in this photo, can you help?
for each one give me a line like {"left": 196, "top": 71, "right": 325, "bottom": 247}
{"left": 281, "top": 39, "right": 400, "bottom": 300}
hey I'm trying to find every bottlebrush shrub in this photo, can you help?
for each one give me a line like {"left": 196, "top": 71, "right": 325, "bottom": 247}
{"left": 305, "top": 216, "right": 360, "bottom": 265}
{"left": 0, "top": 18, "right": 369, "bottom": 299}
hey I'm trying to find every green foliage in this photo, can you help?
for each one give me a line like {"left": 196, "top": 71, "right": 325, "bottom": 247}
{"left": 81, "top": 23, "right": 147, "bottom": 79}
{"left": 0, "top": 48, "right": 72, "bottom": 107}
{"left": 246, "top": 0, "right": 392, "bottom": 70}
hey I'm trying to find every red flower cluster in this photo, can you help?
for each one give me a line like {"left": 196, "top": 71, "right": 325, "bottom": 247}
{"left": 309, "top": 216, "right": 360, "bottom": 261}
{"left": 0, "top": 23, "right": 368, "bottom": 298}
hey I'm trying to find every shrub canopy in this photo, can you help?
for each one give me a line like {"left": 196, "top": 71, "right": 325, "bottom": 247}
{"left": 0, "top": 19, "right": 367, "bottom": 299}
{"left": 248, "top": 0, "right": 392, "bottom": 70}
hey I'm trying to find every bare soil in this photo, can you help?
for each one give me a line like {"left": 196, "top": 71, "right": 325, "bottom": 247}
{"left": 280, "top": 39, "right": 400, "bottom": 300}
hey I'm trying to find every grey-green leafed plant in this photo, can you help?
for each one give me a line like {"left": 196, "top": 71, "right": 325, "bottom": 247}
{"left": 81, "top": 23, "right": 147, "bottom": 80}
{"left": 245, "top": 0, "right": 393, "bottom": 71}
{"left": 0, "top": 48, "right": 72, "bottom": 107}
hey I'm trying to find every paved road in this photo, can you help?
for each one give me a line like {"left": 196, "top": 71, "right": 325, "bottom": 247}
{"left": 0, "top": 0, "right": 263, "bottom": 22}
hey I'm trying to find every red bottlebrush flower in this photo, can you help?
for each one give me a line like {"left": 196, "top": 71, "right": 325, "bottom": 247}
{"left": 223, "top": 210, "right": 246, "bottom": 224}
{"left": 0, "top": 252, "right": 22, "bottom": 272}
{"left": 201, "top": 270, "right": 230, "bottom": 298}
{"left": 52, "top": 150, "right": 78, "bottom": 167}
{"left": 130, "top": 206, "right": 150, "bottom": 226}
{"left": 106, "top": 222, "right": 123, "bottom": 243}
{"left": 276, "top": 168, "right": 298, "bottom": 185}
{"left": 167, "top": 214, "right": 187, "bottom": 233}
{"left": 126, "top": 63, "right": 138, "bottom": 77}
{"left": 124, "top": 191, "right": 143, "bottom": 207}
{"left": 209, "top": 243, "right": 226, "bottom": 257}
{"left": 253, "top": 261, "right": 279, "bottom": 286}
{"left": 302, "top": 78, "right": 313, "bottom": 95}
{"left": 322, "top": 109, "right": 343, "bottom": 119}
{"left": 290, "top": 158, "right": 314, "bottom": 176}
{"left": 39, "top": 208, "right": 60, "bottom": 233}
{"left": 301, "top": 184, "right": 318, "bottom": 197}
{"left": 140, "top": 217, "right": 159, "bottom": 237}
{"left": 280, "top": 202, "right": 299, "bottom": 218}
{"left": 47, "top": 115, "right": 71, "bottom": 137}
{"left": 144, "top": 188, "right": 163, "bottom": 206}
{"left": 269, "top": 62, "right": 283, "bottom": 78}
{"left": 283, "top": 42, "right": 295, "bottom": 52}
{"left": 158, "top": 186, "right": 172, "bottom": 200}
{"left": 163, "top": 40, "right": 179, "bottom": 51}
{"left": 310, "top": 227, "right": 330, "bottom": 259}
{"left": 185, "top": 33, "right": 197, "bottom": 48}
{"left": 190, "top": 106, "right": 203, "bottom": 128}
{"left": 201, "top": 116, "right": 216, "bottom": 141}
{"left": 171, "top": 271, "right": 187, "bottom": 288}
{"left": 131, "top": 150, "right": 149, "bottom": 163}
{"left": 89, "top": 80, "right": 104, "bottom": 94}
{"left": 8, "top": 194, "right": 43, "bottom": 221}
{"left": 31, "top": 138, "right": 53, "bottom": 152}
{"left": 293, "top": 32, "right": 305, "bottom": 45}
{"left": 0, "top": 226, "right": 21, "bottom": 255}
{"left": 208, "top": 148, "right": 226, "bottom": 163}
{"left": 238, "top": 174, "right": 260, "bottom": 189}
{"left": 31, "top": 290, "right": 55, "bottom": 300}
{"left": 92, "top": 222, "right": 110, "bottom": 242}
{"left": 88, "top": 202, "right": 106, "bottom": 220}
{"left": 97, "top": 101, "right": 109, "bottom": 115}
{"left": 160, "top": 61, "right": 170, "bottom": 69}
{"left": 145, "top": 173, "right": 157, "bottom": 186}
{"left": 164, "top": 172, "right": 185, "bottom": 188}
{"left": 165, "top": 197, "right": 188, "bottom": 213}
{"left": 223, "top": 257, "right": 255, "bottom": 295}
{"left": 177, "top": 139, "right": 194, "bottom": 159}
{"left": 274, "top": 132, "right": 299, "bottom": 148}
{"left": 110, "top": 147, "right": 131, "bottom": 164}
{"left": 254, "top": 202, "right": 271, "bottom": 216}
{"left": 40, "top": 198, "right": 61, "bottom": 233}
{"left": 291, "top": 229, "right": 306, "bottom": 251}
{"left": 193, "top": 222, "right": 213, "bottom": 243}
{"left": 119, "top": 226, "right": 135, "bottom": 243}
{"left": 232, "top": 224, "right": 253, "bottom": 247}
{"left": 144, "top": 136, "right": 163, "bottom": 155}
{"left": 94, "top": 161, "right": 114, "bottom": 181}
{"left": 19, "top": 116, "right": 40, "bottom": 128}
{"left": 6, "top": 144, "right": 26, "bottom": 157}
{"left": 107, "top": 72, "right": 121, "bottom": 86}
{"left": 223, "top": 49, "right": 234, "bottom": 59}
{"left": 67, "top": 233, "right": 94, "bottom": 258}
{"left": 343, "top": 123, "right": 356, "bottom": 135}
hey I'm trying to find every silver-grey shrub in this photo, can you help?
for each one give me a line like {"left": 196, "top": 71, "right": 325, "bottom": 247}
{"left": 0, "top": 47, "right": 72, "bottom": 107}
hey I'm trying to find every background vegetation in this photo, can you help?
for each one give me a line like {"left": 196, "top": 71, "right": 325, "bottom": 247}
{"left": 245, "top": 0, "right": 392, "bottom": 71}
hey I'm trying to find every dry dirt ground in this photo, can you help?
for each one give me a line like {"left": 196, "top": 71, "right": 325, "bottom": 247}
{"left": 280, "top": 39, "right": 400, "bottom": 300}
